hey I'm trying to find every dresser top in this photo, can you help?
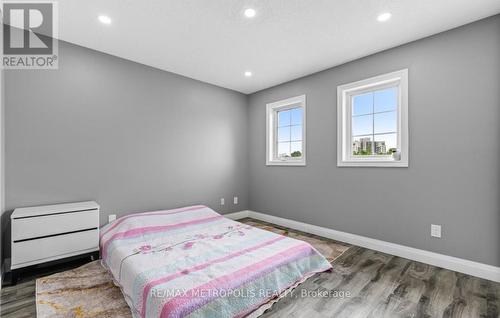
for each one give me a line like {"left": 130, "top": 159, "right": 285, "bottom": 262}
{"left": 11, "top": 201, "right": 99, "bottom": 219}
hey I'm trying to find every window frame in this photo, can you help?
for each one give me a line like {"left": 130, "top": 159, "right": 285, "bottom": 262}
{"left": 266, "top": 95, "right": 306, "bottom": 166}
{"left": 337, "top": 69, "right": 409, "bottom": 167}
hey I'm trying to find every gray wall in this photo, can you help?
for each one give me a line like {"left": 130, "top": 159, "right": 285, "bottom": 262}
{"left": 3, "top": 41, "right": 249, "bottom": 255}
{"left": 247, "top": 15, "right": 500, "bottom": 267}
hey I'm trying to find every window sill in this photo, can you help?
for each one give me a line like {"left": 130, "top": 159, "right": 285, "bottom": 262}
{"left": 266, "top": 160, "right": 306, "bottom": 166}
{"left": 337, "top": 159, "right": 408, "bottom": 167}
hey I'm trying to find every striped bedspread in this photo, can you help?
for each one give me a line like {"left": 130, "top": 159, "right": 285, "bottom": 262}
{"left": 100, "top": 205, "right": 332, "bottom": 318}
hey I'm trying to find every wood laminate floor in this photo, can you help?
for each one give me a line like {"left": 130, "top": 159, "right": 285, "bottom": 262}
{"left": 261, "top": 245, "right": 500, "bottom": 318}
{"left": 1, "top": 218, "right": 499, "bottom": 318}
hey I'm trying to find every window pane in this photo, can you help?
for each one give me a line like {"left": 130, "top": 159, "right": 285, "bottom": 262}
{"left": 290, "top": 125, "right": 302, "bottom": 141}
{"left": 278, "top": 110, "right": 291, "bottom": 127}
{"left": 277, "top": 142, "right": 291, "bottom": 157}
{"left": 352, "top": 135, "right": 373, "bottom": 156}
{"left": 352, "top": 92, "right": 373, "bottom": 116}
{"left": 352, "top": 114, "right": 373, "bottom": 136}
{"left": 374, "top": 111, "right": 397, "bottom": 134}
{"left": 374, "top": 133, "right": 397, "bottom": 155}
{"left": 290, "top": 108, "right": 303, "bottom": 125}
{"left": 277, "top": 127, "right": 290, "bottom": 142}
{"left": 374, "top": 87, "right": 397, "bottom": 113}
{"left": 290, "top": 141, "right": 302, "bottom": 157}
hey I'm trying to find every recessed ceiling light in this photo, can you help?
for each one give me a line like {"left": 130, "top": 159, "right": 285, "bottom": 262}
{"left": 244, "top": 71, "right": 252, "bottom": 77}
{"left": 244, "top": 8, "right": 256, "bottom": 18}
{"left": 98, "top": 15, "right": 112, "bottom": 25}
{"left": 377, "top": 12, "right": 392, "bottom": 22}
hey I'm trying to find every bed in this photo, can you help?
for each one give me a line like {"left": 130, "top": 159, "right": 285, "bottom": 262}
{"left": 100, "top": 205, "right": 332, "bottom": 318}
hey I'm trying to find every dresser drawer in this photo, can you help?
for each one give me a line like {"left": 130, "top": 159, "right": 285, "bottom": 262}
{"left": 12, "top": 209, "right": 99, "bottom": 242}
{"left": 11, "top": 229, "right": 99, "bottom": 268}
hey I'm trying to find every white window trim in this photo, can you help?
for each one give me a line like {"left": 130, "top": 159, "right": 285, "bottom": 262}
{"left": 337, "top": 69, "right": 409, "bottom": 167}
{"left": 266, "top": 95, "right": 306, "bottom": 166}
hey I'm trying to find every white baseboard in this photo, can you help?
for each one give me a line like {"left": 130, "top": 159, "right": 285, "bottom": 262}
{"left": 224, "top": 210, "right": 250, "bottom": 220}
{"left": 226, "top": 210, "right": 500, "bottom": 283}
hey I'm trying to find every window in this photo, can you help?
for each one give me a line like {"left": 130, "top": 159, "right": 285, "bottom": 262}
{"left": 337, "top": 69, "right": 408, "bottom": 167}
{"left": 266, "top": 95, "right": 306, "bottom": 166}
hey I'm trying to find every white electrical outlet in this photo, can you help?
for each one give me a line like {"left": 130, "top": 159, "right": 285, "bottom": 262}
{"left": 108, "top": 214, "right": 117, "bottom": 223}
{"left": 431, "top": 224, "right": 442, "bottom": 238}
{"left": 220, "top": 198, "right": 225, "bottom": 205}
{"left": 233, "top": 196, "right": 238, "bottom": 205}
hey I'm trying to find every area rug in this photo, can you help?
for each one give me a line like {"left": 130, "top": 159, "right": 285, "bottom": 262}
{"left": 36, "top": 260, "right": 131, "bottom": 318}
{"left": 36, "top": 218, "right": 351, "bottom": 318}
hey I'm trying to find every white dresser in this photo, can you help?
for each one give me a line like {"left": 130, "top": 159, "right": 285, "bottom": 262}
{"left": 11, "top": 201, "right": 100, "bottom": 282}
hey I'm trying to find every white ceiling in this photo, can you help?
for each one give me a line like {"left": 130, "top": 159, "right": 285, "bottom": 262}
{"left": 59, "top": 1, "right": 500, "bottom": 94}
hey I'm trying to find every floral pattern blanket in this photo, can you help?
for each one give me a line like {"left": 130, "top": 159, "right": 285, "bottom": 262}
{"left": 100, "top": 205, "right": 332, "bottom": 318}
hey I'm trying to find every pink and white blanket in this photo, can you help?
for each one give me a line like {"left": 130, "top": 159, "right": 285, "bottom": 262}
{"left": 100, "top": 205, "right": 332, "bottom": 318}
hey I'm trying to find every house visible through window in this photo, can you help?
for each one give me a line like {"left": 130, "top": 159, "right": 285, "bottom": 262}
{"left": 337, "top": 69, "right": 408, "bottom": 167}
{"left": 266, "top": 95, "right": 306, "bottom": 166}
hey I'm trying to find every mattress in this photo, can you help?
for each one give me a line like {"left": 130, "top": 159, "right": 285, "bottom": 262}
{"left": 100, "top": 205, "right": 332, "bottom": 318}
